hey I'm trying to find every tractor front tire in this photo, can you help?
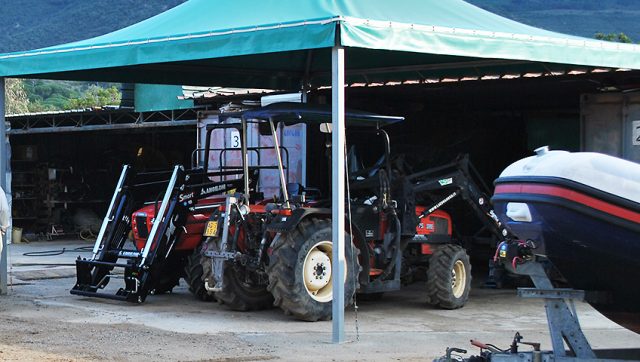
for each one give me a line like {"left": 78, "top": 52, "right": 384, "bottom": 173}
{"left": 150, "top": 271, "right": 181, "bottom": 295}
{"left": 150, "top": 254, "right": 184, "bottom": 295}
{"left": 426, "top": 244, "right": 471, "bottom": 309}
{"left": 267, "top": 218, "right": 360, "bottom": 321}
{"left": 184, "top": 244, "right": 215, "bottom": 302}
{"left": 214, "top": 263, "right": 274, "bottom": 311}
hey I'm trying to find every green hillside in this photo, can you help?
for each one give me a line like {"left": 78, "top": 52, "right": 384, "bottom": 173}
{"left": 466, "top": 0, "right": 640, "bottom": 41}
{"left": 0, "top": 0, "right": 186, "bottom": 53}
{"left": 0, "top": 0, "right": 639, "bottom": 54}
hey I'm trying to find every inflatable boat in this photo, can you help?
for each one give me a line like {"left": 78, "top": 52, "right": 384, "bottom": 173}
{"left": 492, "top": 147, "right": 640, "bottom": 333}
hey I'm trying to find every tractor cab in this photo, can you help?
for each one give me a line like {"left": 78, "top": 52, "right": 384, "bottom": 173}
{"left": 220, "top": 102, "right": 404, "bottom": 206}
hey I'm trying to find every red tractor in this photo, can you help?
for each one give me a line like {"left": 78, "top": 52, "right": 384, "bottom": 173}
{"left": 190, "top": 103, "right": 507, "bottom": 321}
{"left": 70, "top": 123, "right": 261, "bottom": 302}
{"left": 73, "top": 102, "right": 508, "bottom": 321}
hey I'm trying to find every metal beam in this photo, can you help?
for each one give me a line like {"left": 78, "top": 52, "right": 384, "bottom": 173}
{"left": 331, "top": 46, "right": 346, "bottom": 343}
{"left": 8, "top": 120, "right": 197, "bottom": 135}
{"left": 144, "top": 63, "right": 303, "bottom": 79}
{"left": 0, "top": 78, "right": 7, "bottom": 295}
{"left": 315, "top": 59, "right": 532, "bottom": 78}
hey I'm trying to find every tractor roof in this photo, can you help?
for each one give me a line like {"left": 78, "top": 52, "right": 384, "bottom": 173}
{"left": 222, "top": 102, "right": 404, "bottom": 127}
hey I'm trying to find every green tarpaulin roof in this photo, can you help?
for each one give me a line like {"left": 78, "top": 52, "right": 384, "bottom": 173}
{"left": 1, "top": 0, "right": 639, "bottom": 88}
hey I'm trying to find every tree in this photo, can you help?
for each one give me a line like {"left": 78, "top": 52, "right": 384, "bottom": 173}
{"left": 65, "top": 85, "right": 121, "bottom": 109}
{"left": 595, "top": 32, "right": 633, "bottom": 43}
{"left": 4, "top": 78, "right": 30, "bottom": 115}
{"left": 27, "top": 101, "right": 56, "bottom": 113}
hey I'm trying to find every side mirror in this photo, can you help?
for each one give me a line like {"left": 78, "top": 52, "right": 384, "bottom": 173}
{"left": 319, "top": 123, "right": 332, "bottom": 134}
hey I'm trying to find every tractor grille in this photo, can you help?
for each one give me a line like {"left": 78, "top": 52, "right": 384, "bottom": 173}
{"left": 136, "top": 215, "right": 149, "bottom": 238}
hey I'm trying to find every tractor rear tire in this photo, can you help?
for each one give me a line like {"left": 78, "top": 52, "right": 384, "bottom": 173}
{"left": 267, "top": 218, "right": 360, "bottom": 321}
{"left": 426, "top": 244, "right": 471, "bottom": 309}
{"left": 215, "top": 263, "right": 274, "bottom": 311}
{"left": 184, "top": 245, "right": 215, "bottom": 302}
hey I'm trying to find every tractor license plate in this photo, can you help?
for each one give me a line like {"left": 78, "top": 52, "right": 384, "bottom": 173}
{"left": 203, "top": 221, "right": 219, "bottom": 237}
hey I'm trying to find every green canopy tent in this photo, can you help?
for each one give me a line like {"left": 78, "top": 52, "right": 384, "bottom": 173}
{"left": 1, "top": 0, "right": 639, "bottom": 87}
{"left": 1, "top": 0, "right": 639, "bottom": 343}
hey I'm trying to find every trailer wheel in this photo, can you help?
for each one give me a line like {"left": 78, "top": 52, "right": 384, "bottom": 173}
{"left": 267, "top": 218, "right": 360, "bottom": 321}
{"left": 184, "top": 244, "right": 215, "bottom": 301}
{"left": 426, "top": 244, "right": 471, "bottom": 309}
{"left": 215, "top": 263, "right": 274, "bottom": 311}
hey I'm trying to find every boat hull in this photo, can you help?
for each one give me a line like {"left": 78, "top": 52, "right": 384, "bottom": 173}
{"left": 493, "top": 177, "right": 640, "bottom": 333}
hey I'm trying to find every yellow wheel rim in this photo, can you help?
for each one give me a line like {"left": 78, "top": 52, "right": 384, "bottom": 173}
{"left": 451, "top": 260, "right": 466, "bottom": 298}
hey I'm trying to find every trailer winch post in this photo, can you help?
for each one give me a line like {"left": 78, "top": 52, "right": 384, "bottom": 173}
{"left": 515, "top": 261, "right": 596, "bottom": 359}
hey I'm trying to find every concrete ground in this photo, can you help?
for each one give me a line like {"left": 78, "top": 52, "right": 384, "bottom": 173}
{"left": 1, "top": 240, "right": 639, "bottom": 361}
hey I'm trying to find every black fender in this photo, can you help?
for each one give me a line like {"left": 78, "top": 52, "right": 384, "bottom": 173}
{"left": 266, "top": 207, "right": 330, "bottom": 233}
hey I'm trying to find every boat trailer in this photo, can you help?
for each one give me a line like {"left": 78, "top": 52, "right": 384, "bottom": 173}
{"left": 437, "top": 240, "right": 640, "bottom": 362}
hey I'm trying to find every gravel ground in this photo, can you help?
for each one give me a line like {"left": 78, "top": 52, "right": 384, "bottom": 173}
{"left": 1, "top": 241, "right": 639, "bottom": 361}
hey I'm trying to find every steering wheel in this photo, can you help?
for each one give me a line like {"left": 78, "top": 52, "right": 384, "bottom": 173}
{"left": 349, "top": 155, "right": 386, "bottom": 180}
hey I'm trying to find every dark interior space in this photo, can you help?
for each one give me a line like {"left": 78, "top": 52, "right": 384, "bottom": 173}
{"left": 303, "top": 72, "right": 634, "bottom": 263}
{"left": 10, "top": 127, "right": 195, "bottom": 238}
{"left": 11, "top": 70, "right": 640, "bottom": 246}
{"left": 336, "top": 72, "right": 631, "bottom": 182}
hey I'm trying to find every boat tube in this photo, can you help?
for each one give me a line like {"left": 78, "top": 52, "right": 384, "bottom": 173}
{"left": 492, "top": 147, "right": 640, "bottom": 333}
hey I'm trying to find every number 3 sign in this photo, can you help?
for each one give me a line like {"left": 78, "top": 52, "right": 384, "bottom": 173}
{"left": 230, "top": 129, "right": 241, "bottom": 148}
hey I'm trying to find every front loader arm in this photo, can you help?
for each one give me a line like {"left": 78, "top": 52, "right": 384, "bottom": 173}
{"left": 405, "top": 154, "right": 511, "bottom": 241}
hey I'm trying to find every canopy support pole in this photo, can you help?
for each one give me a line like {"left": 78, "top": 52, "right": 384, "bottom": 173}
{"left": 331, "top": 46, "right": 346, "bottom": 344}
{"left": 0, "top": 77, "right": 7, "bottom": 295}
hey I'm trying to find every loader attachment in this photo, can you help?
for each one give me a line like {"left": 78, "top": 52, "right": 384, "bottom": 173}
{"left": 405, "top": 154, "right": 512, "bottom": 242}
{"left": 71, "top": 165, "right": 184, "bottom": 303}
